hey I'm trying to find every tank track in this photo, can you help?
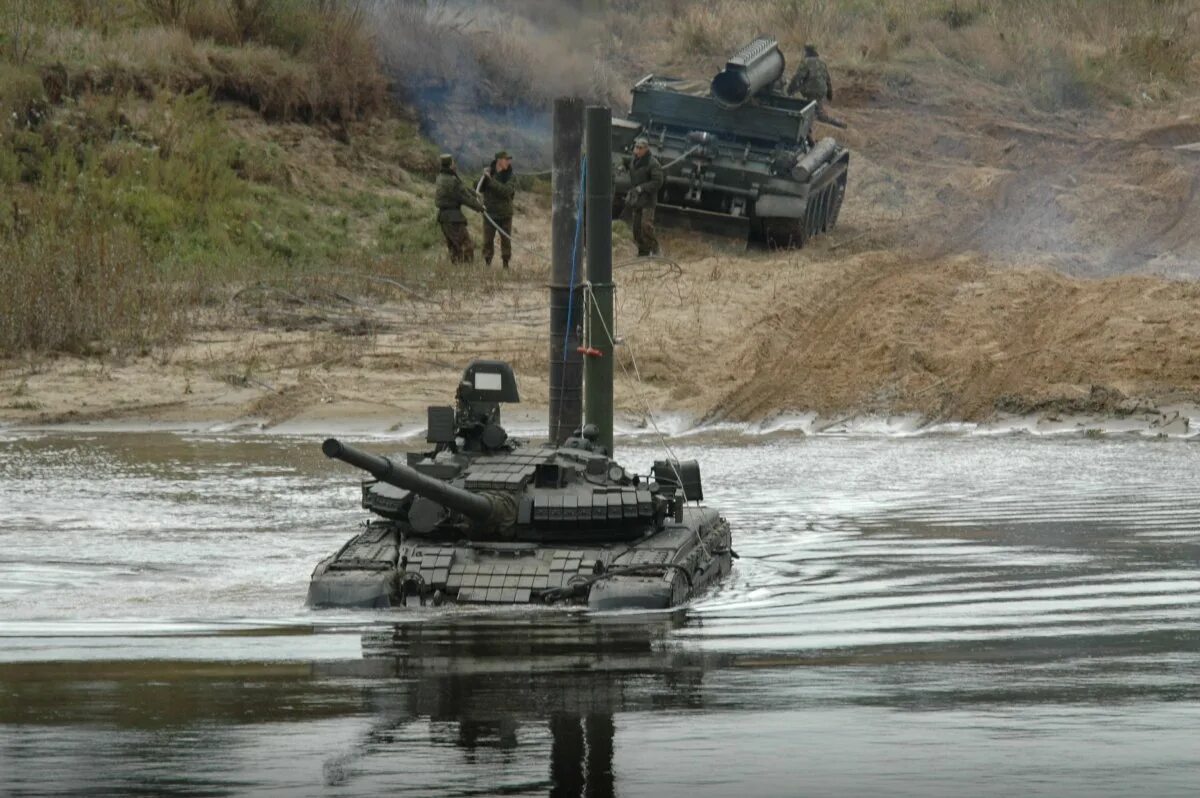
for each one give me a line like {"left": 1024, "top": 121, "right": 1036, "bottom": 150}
{"left": 758, "top": 171, "right": 848, "bottom": 249}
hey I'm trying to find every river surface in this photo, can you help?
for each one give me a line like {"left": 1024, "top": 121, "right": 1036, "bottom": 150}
{"left": 1, "top": 429, "right": 1198, "bottom": 797}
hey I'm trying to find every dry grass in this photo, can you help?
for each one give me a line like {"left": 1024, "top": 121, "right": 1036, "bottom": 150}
{"left": 139, "top": 0, "right": 196, "bottom": 26}
{"left": 36, "top": 22, "right": 385, "bottom": 122}
{"left": 639, "top": 0, "right": 1200, "bottom": 109}
{"left": 0, "top": 208, "right": 190, "bottom": 354}
{"left": 368, "top": 0, "right": 1200, "bottom": 172}
{"left": 6, "top": 1, "right": 386, "bottom": 122}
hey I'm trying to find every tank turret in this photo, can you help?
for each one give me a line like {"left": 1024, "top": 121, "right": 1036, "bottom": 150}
{"left": 322, "top": 438, "right": 516, "bottom": 533}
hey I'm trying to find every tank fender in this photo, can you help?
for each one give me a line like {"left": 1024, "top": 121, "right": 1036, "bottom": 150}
{"left": 307, "top": 562, "right": 397, "bottom": 608}
{"left": 755, "top": 194, "right": 809, "bottom": 219}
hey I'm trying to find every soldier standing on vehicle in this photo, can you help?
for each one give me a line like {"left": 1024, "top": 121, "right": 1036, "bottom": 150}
{"left": 435, "top": 153, "right": 484, "bottom": 263}
{"left": 786, "top": 43, "right": 845, "bottom": 128}
{"left": 626, "top": 137, "right": 664, "bottom": 257}
{"left": 477, "top": 150, "right": 516, "bottom": 268}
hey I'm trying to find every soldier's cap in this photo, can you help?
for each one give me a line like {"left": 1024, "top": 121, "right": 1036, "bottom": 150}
{"left": 634, "top": 137, "right": 650, "bottom": 148}
{"left": 439, "top": 153, "right": 454, "bottom": 167}
{"left": 494, "top": 150, "right": 511, "bottom": 160}
{"left": 804, "top": 43, "right": 818, "bottom": 54}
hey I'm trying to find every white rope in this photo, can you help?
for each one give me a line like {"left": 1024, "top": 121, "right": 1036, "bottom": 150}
{"left": 481, "top": 209, "right": 552, "bottom": 264}
{"left": 583, "top": 284, "right": 712, "bottom": 559}
{"left": 661, "top": 144, "right": 702, "bottom": 172}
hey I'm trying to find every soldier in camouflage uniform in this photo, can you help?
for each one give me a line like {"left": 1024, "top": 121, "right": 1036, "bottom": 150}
{"left": 478, "top": 150, "right": 516, "bottom": 268}
{"left": 435, "top": 153, "right": 484, "bottom": 263}
{"left": 625, "top": 137, "right": 664, "bottom": 257}
{"left": 786, "top": 44, "right": 845, "bottom": 128}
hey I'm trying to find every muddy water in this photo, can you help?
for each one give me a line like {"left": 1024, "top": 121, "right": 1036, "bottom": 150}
{"left": 1, "top": 430, "right": 1198, "bottom": 797}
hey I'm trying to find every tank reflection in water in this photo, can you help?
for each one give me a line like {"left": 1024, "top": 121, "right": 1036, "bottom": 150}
{"left": 0, "top": 615, "right": 713, "bottom": 797}
{"left": 332, "top": 616, "right": 705, "bottom": 795}
{"left": 1, "top": 431, "right": 1199, "bottom": 796}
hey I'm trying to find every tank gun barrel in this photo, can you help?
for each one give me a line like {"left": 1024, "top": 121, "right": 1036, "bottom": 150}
{"left": 322, "top": 438, "right": 494, "bottom": 525}
{"left": 710, "top": 37, "right": 786, "bottom": 109}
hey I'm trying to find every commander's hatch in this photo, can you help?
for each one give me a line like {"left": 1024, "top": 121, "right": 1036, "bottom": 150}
{"left": 459, "top": 359, "right": 519, "bottom": 404}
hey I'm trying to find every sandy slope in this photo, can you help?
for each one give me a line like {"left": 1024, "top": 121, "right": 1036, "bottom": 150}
{"left": 4, "top": 63, "right": 1200, "bottom": 431}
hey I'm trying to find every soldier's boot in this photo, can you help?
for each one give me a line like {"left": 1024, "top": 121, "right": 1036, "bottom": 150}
{"left": 499, "top": 220, "right": 513, "bottom": 268}
{"left": 632, "top": 210, "right": 648, "bottom": 256}
{"left": 454, "top": 242, "right": 473, "bottom": 264}
{"left": 482, "top": 227, "right": 494, "bottom": 266}
{"left": 461, "top": 229, "right": 476, "bottom": 263}
{"left": 645, "top": 228, "right": 660, "bottom": 255}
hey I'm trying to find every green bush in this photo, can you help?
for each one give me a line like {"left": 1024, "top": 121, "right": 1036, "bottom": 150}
{"left": 3, "top": 87, "right": 290, "bottom": 267}
{"left": 0, "top": 62, "right": 46, "bottom": 120}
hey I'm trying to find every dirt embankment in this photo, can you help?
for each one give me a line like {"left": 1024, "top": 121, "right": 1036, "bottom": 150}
{"left": 709, "top": 253, "right": 1200, "bottom": 423}
{"left": 703, "top": 63, "right": 1200, "bottom": 424}
{"left": 5, "top": 59, "right": 1200, "bottom": 431}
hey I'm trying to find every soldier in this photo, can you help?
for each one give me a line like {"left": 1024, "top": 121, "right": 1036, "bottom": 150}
{"left": 477, "top": 150, "right": 516, "bottom": 268}
{"left": 435, "top": 153, "right": 484, "bottom": 263}
{"left": 625, "top": 137, "right": 664, "bottom": 257}
{"left": 786, "top": 43, "right": 846, "bottom": 128}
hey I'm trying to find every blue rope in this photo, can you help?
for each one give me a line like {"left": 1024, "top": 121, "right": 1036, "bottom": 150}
{"left": 561, "top": 156, "right": 587, "bottom": 377}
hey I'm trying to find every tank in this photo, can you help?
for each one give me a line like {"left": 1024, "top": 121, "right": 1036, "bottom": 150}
{"left": 307, "top": 360, "right": 733, "bottom": 610}
{"left": 308, "top": 106, "right": 734, "bottom": 612}
{"left": 612, "top": 37, "right": 850, "bottom": 248}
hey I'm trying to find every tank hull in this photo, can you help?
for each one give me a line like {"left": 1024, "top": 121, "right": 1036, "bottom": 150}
{"left": 615, "top": 150, "right": 849, "bottom": 249}
{"left": 308, "top": 508, "right": 732, "bottom": 611}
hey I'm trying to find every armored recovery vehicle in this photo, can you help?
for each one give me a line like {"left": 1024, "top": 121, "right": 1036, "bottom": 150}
{"left": 612, "top": 37, "right": 849, "bottom": 248}
{"left": 308, "top": 106, "right": 733, "bottom": 611}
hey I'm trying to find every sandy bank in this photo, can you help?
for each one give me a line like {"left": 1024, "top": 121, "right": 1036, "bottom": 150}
{"left": 2, "top": 244, "right": 1198, "bottom": 439}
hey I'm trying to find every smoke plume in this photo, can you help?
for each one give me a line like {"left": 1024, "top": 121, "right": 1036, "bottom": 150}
{"left": 373, "top": 0, "right": 621, "bottom": 168}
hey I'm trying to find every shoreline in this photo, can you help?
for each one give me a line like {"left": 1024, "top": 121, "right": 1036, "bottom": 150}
{"left": 3, "top": 400, "right": 1194, "bottom": 441}
{"left": 4, "top": 245, "right": 1200, "bottom": 442}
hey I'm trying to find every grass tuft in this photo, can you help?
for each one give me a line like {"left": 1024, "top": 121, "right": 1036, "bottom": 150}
{"left": 0, "top": 207, "right": 190, "bottom": 354}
